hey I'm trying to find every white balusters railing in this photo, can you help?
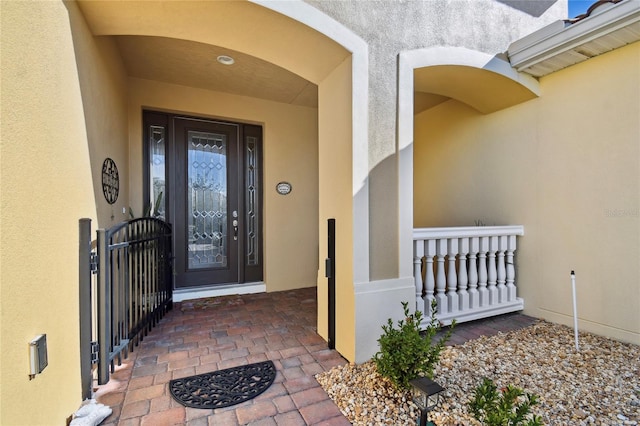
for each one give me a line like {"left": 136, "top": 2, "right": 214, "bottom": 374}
{"left": 413, "top": 226, "right": 524, "bottom": 327}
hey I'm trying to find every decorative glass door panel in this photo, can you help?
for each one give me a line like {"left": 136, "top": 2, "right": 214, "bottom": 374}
{"left": 149, "top": 125, "right": 166, "bottom": 219}
{"left": 173, "top": 118, "right": 239, "bottom": 287}
{"left": 187, "top": 131, "right": 228, "bottom": 270}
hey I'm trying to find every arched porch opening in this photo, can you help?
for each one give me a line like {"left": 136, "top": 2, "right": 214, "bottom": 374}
{"left": 399, "top": 46, "right": 540, "bottom": 276}
{"left": 74, "top": 0, "right": 369, "bottom": 361}
{"left": 397, "top": 46, "right": 540, "bottom": 327}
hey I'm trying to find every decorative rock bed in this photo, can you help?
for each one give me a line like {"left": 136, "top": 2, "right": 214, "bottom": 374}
{"left": 316, "top": 321, "right": 639, "bottom": 425}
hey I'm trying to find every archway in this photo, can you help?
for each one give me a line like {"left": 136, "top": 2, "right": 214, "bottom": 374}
{"left": 397, "top": 46, "right": 540, "bottom": 281}
{"left": 75, "top": 0, "right": 369, "bottom": 361}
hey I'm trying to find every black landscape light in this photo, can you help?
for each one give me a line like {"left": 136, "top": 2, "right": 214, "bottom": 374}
{"left": 409, "top": 376, "right": 444, "bottom": 426}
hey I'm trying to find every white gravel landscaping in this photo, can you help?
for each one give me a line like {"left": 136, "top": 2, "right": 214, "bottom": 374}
{"left": 316, "top": 321, "right": 639, "bottom": 425}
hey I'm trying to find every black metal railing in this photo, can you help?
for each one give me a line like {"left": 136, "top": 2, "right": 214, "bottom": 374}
{"left": 80, "top": 217, "right": 173, "bottom": 394}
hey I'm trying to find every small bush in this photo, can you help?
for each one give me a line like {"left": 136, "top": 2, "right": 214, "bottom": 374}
{"left": 469, "top": 377, "right": 543, "bottom": 426}
{"left": 374, "top": 300, "right": 454, "bottom": 390}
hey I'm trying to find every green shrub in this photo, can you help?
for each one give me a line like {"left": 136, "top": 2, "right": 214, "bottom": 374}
{"left": 469, "top": 377, "right": 543, "bottom": 426}
{"left": 374, "top": 300, "right": 454, "bottom": 390}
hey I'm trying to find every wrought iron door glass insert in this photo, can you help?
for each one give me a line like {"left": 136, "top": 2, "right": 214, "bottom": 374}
{"left": 187, "top": 130, "right": 227, "bottom": 270}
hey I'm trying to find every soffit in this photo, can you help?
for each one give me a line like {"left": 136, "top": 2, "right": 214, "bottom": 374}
{"left": 115, "top": 36, "right": 318, "bottom": 108}
{"left": 508, "top": 0, "right": 640, "bottom": 77}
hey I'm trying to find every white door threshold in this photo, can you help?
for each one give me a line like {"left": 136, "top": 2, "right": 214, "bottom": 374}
{"left": 173, "top": 282, "right": 266, "bottom": 302}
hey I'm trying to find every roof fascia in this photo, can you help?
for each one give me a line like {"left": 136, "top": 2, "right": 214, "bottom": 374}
{"left": 508, "top": 0, "right": 640, "bottom": 72}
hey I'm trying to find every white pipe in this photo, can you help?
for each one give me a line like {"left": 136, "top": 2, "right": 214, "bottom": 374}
{"left": 571, "top": 270, "right": 579, "bottom": 352}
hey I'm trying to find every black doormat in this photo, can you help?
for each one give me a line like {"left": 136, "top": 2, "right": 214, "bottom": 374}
{"left": 169, "top": 360, "right": 276, "bottom": 409}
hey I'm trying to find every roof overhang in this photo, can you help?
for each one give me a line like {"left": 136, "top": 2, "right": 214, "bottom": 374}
{"left": 508, "top": 0, "right": 640, "bottom": 77}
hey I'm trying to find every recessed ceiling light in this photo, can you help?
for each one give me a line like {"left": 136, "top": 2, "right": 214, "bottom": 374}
{"left": 217, "top": 55, "right": 235, "bottom": 65}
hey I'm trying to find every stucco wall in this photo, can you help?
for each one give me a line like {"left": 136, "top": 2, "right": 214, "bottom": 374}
{"left": 317, "top": 57, "right": 356, "bottom": 360}
{"left": 127, "top": 78, "right": 319, "bottom": 293}
{"left": 414, "top": 41, "right": 640, "bottom": 345}
{"left": 308, "top": 0, "right": 567, "bottom": 281}
{"left": 0, "top": 1, "right": 98, "bottom": 423}
{"left": 70, "top": 12, "right": 129, "bottom": 228}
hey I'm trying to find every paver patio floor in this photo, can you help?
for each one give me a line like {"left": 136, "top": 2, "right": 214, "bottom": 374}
{"left": 96, "top": 287, "right": 350, "bottom": 426}
{"left": 94, "top": 287, "right": 537, "bottom": 425}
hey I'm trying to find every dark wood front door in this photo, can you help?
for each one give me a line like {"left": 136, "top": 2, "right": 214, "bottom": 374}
{"left": 144, "top": 112, "right": 263, "bottom": 289}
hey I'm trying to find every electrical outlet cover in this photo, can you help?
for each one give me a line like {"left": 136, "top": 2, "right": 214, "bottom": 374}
{"left": 30, "top": 334, "right": 48, "bottom": 375}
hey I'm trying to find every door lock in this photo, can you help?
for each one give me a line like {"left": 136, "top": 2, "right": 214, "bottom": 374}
{"left": 232, "top": 211, "right": 238, "bottom": 241}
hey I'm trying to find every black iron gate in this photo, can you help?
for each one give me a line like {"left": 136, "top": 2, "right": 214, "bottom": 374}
{"left": 79, "top": 217, "right": 173, "bottom": 398}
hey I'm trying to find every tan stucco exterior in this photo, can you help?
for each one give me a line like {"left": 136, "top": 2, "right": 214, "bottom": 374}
{"left": 3, "top": 0, "right": 639, "bottom": 423}
{"left": 414, "top": 41, "right": 640, "bottom": 345}
{"left": 70, "top": 4, "right": 130, "bottom": 228}
{"left": 1, "top": 2, "right": 98, "bottom": 423}
{"left": 317, "top": 56, "right": 356, "bottom": 360}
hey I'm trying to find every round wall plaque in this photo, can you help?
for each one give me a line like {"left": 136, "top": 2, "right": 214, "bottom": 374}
{"left": 276, "top": 181, "right": 292, "bottom": 195}
{"left": 102, "top": 158, "right": 119, "bottom": 204}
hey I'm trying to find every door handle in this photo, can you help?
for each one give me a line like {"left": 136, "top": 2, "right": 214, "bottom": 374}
{"left": 232, "top": 210, "right": 238, "bottom": 241}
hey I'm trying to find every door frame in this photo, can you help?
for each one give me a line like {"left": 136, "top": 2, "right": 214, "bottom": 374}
{"left": 142, "top": 110, "right": 264, "bottom": 289}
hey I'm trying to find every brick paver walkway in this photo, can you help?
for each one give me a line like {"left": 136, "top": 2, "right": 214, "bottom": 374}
{"left": 96, "top": 287, "right": 350, "bottom": 426}
{"left": 94, "top": 287, "right": 538, "bottom": 425}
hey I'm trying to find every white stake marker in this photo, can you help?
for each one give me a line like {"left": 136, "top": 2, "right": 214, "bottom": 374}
{"left": 571, "top": 270, "right": 579, "bottom": 352}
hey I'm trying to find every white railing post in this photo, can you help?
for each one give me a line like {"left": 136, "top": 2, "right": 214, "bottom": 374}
{"left": 458, "top": 237, "right": 469, "bottom": 311}
{"left": 447, "top": 238, "right": 459, "bottom": 314}
{"left": 497, "top": 235, "right": 507, "bottom": 303}
{"left": 506, "top": 235, "right": 517, "bottom": 302}
{"left": 435, "top": 239, "right": 448, "bottom": 314}
{"left": 468, "top": 237, "right": 479, "bottom": 309}
{"left": 425, "top": 240, "right": 436, "bottom": 317}
{"left": 487, "top": 236, "right": 498, "bottom": 305}
{"left": 478, "top": 237, "right": 489, "bottom": 307}
{"left": 414, "top": 240, "right": 425, "bottom": 315}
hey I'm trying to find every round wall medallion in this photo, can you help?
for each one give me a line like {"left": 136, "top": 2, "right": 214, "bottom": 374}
{"left": 102, "top": 158, "right": 120, "bottom": 204}
{"left": 276, "top": 181, "right": 292, "bottom": 195}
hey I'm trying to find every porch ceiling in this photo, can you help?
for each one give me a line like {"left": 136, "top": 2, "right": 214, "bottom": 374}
{"left": 114, "top": 35, "right": 318, "bottom": 108}
{"left": 76, "top": 0, "right": 351, "bottom": 108}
